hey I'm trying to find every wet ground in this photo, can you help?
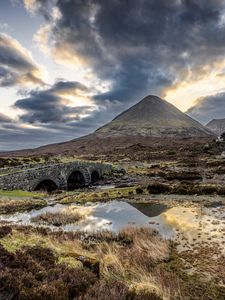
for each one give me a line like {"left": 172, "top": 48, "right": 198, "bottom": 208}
{"left": 0, "top": 199, "right": 225, "bottom": 254}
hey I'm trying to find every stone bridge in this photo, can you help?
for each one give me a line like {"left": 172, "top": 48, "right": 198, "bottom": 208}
{"left": 0, "top": 161, "right": 112, "bottom": 192}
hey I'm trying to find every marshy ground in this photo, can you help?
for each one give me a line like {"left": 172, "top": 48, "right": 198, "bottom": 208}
{"left": 1, "top": 139, "right": 225, "bottom": 299}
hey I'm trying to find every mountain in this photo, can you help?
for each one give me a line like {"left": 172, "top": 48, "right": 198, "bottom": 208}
{"left": 0, "top": 95, "right": 214, "bottom": 157}
{"left": 206, "top": 118, "right": 225, "bottom": 136}
{"left": 96, "top": 95, "right": 213, "bottom": 138}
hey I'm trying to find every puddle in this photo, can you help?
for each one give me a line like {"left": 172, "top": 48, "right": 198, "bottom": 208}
{"left": 0, "top": 201, "right": 173, "bottom": 238}
{"left": 0, "top": 201, "right": 172, "bottom": 236}
{"left": 204, "top": 201, "right": 224, "bottom": 208}
{"left": 95, "top": 184, "right": 116, "bottom": 190}
{"left": 0, "top": 200, "right": 225, "bottom": 254}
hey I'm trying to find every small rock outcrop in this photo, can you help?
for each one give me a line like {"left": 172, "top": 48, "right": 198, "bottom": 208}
{"left": 206, "top": 118, "right": 225, "bottom": 136}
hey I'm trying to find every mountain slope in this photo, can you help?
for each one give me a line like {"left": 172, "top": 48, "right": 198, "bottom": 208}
{"left": 0, "top": 95, "right": 214, "bottom": 157}
{"left": 206, "top": 118, "right": 225, "bottom": 136}
{"left": 96, "top": 95, "right": 213, "bottom": 137}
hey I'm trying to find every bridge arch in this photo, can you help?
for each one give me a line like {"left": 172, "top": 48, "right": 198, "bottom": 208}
{"left": 91, "top": 170, "right": 101, "bottom": 184}
{"left": 67, "top": 170, "right": 86, "bottom": 190}
{"left": 34, "top": 179, "right": 58, "bottom": 193}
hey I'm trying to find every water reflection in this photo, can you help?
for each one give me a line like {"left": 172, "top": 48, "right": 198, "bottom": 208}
{"left": 130, "top": 202, "right": 168, "bottom": 217}
{"left": 0, "top": 200, "right": 225, "bottom": 253}
{"left": 0, "top": 201, "right": 173, "bottom": 237}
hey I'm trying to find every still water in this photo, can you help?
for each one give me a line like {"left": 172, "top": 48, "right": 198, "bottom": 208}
{"left": 0, "top": 201, "right": 170, "bottom": 234}
{"left": 0, "top": 200, "right": 225, "bottom": 253}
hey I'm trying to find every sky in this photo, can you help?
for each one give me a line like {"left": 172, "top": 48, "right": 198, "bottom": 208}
{"left": 1, "top": 0, "right": 225, "bottom": 150}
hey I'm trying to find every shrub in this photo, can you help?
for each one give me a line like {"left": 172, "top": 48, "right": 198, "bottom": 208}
{"left": 0, "top": 226, "right": 12, "bottom": 239}
{"left": 136, "top": 187, "right": 144, "bottom": 194}
{"left": 213, "top": 168, "right": 225, "bottom": 174}
{"left": 172, "top": 184, "right": 196, "bottom": 195}
{"left": 81, "top": 278, "right": 163, "bottom": 300}
{"left": 165, "top": 171, "right": 202, "bottom": 181}
{"left": 0, "top": 244, "right": 15, "bottom": 268}
{"left": 147, "top": 184, "right": 171, "bottom": 194}
{"left": 19, "top": 279, "right": 68, "bottom": 300}
{"left": 102, "top": 192, "right": 109, "bottom": 198}
{"left": 0, "top": 270, "right": 19, "bottom": 299}
{"left": 80, "top": 280, "right": 129, "bottom": 300}
{"left": 200, "top": 185, "right": 217, "bottom": 195}
{"left": 24, "top": 245, "right": 56, "bottom": 267}
{"left": 218, "top": 187, "right": 225, "bottom": 196}
{"left": 129, "top": 287, "right": 163, "bottom": 300}
{"left": 172, "top": 184, "right": 220, "bottom": 195}
{"left": 0, "top": 245, "right": 97, "bottom": 300}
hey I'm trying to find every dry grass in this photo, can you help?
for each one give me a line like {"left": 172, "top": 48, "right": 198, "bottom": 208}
{"left": 32, "top": 211, "right": 83, "bottom": 226}
{"left": 0, "top": 198, "right": 47, "bottom": 214}
{"left": 1, "top": 225, "right": 225, "bottom": 299}
{"left": 94, "top": 227, "right": 171, "bottom": 299}
{"left": 31, "top": 206, "right": 92, "bottom": 226}
{"left": 0, "top": 226, "right": 173, "bottom": 299}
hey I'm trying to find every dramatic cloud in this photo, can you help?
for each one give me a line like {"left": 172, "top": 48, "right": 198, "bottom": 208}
{"left": 14, "top": 80, "right": 94, "bottom": 124}
{"left": 23, "top": 0, "right": 51, "bottom": 19}
{"left": 0, "top": 98, "right": 124, "bottom": 151}
{"left": 0, "top": 80, "right": 123, "bottom": 150}
{"left": 32, "top": 0, "right": 225, "bottom": 106}
{"left": 187, "top": 93, "right": 225, "bottom": 124}
{"left": 0, "top": 112, "right": 12, "bottom": 123}
{"left": 0, "top": 33, "right": 45, "bottom": 87}
{"left": 2, "top": 0, "right": 225, "bottom": 150}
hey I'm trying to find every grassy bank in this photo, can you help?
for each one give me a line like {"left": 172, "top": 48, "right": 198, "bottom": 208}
{"left": 0, "top": 198, "right": 47, "bottom": 214}
{"left": 59, "top": 186, "right": 139, "bottom": 204}
{"left": 0, "top": 225, "right": 224, "bottom": 299}
{"left": 0, "top": 189, "right": 44, "bottom": 198}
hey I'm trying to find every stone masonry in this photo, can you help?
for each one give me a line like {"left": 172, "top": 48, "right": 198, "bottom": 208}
{"left": 0, "top": 161, "right": 112, "bottom": 191}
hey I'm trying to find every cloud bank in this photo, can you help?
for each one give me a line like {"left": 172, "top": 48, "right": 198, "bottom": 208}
{"left": 14, "top": 80, "right": 93, "bottom": 124}
{"left": 0, "top": 33, "right": 45, "bottom": 87}
{"left": 2, "top": 0, "right": 225, "bottom": 150}
{"left": 187, "top": 93, "right": 225, "bottom": 124}
{"left": 34, "top": 0, "right": 225, "bottom": 104}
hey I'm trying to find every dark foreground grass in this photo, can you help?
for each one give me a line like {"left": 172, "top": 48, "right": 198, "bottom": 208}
{"left": 0, "top": 226, "right": 225, "bottom": 300}
{"left": 0, "top": 244, "right": 97, "bottom": 300}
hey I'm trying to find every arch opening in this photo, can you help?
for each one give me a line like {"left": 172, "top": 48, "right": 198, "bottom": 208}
{"left": 67, "top": 170, "right": 86, "bottom": 190}
{"left": 91, "top": 170, "right": 101, "bottom": 185}
{"left": 34, "top": 179, "right": 58, "bottom": 193}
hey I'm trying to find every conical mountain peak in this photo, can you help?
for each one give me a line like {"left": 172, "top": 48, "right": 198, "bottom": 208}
{"left": 96, "top": 95, "right": 213, "bottom": 138}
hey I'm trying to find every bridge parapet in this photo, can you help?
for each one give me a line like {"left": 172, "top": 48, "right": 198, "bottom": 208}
{"left": 0, "top": 161, "right": 112, "bottom": 191}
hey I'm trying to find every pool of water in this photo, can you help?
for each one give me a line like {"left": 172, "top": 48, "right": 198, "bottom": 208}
{"left": 0, "top": 200, "right": 225, "bottom": 253}
{"left": 95, "top": 184, "right": 116, "bottom": 190}
{"left": 0, "top": 201, "right": 172, "bottom": 235}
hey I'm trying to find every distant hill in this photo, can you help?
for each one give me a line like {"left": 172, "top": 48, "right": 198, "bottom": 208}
{"left": 206, "top": 118, "right": 225, "bottom": 136}
{"left": 96, "top": 95, "right": 214, "bottom": 138}
{"left": 0, "top": 95, "right": 214, "bottom": 157}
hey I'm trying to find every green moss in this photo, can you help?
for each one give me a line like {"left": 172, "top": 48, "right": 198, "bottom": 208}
{"left": 60, "top": 186, "right": 139, "bottom": 204}
{"left": 0, "top": 229, "right": 48, "bottom": 252}
{"left": 58, "top": 256, "right": 83, "bottom": 268}
{"left": 127, "top": 166, "right": 149, "bottom": 175}
{"left": 0, "top": 189, "right": 44, "bottom": 198}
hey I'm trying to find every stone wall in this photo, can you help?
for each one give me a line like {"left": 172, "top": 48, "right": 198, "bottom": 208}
{"left": 0, "top": 161, "right": 112, "bottom": 191}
